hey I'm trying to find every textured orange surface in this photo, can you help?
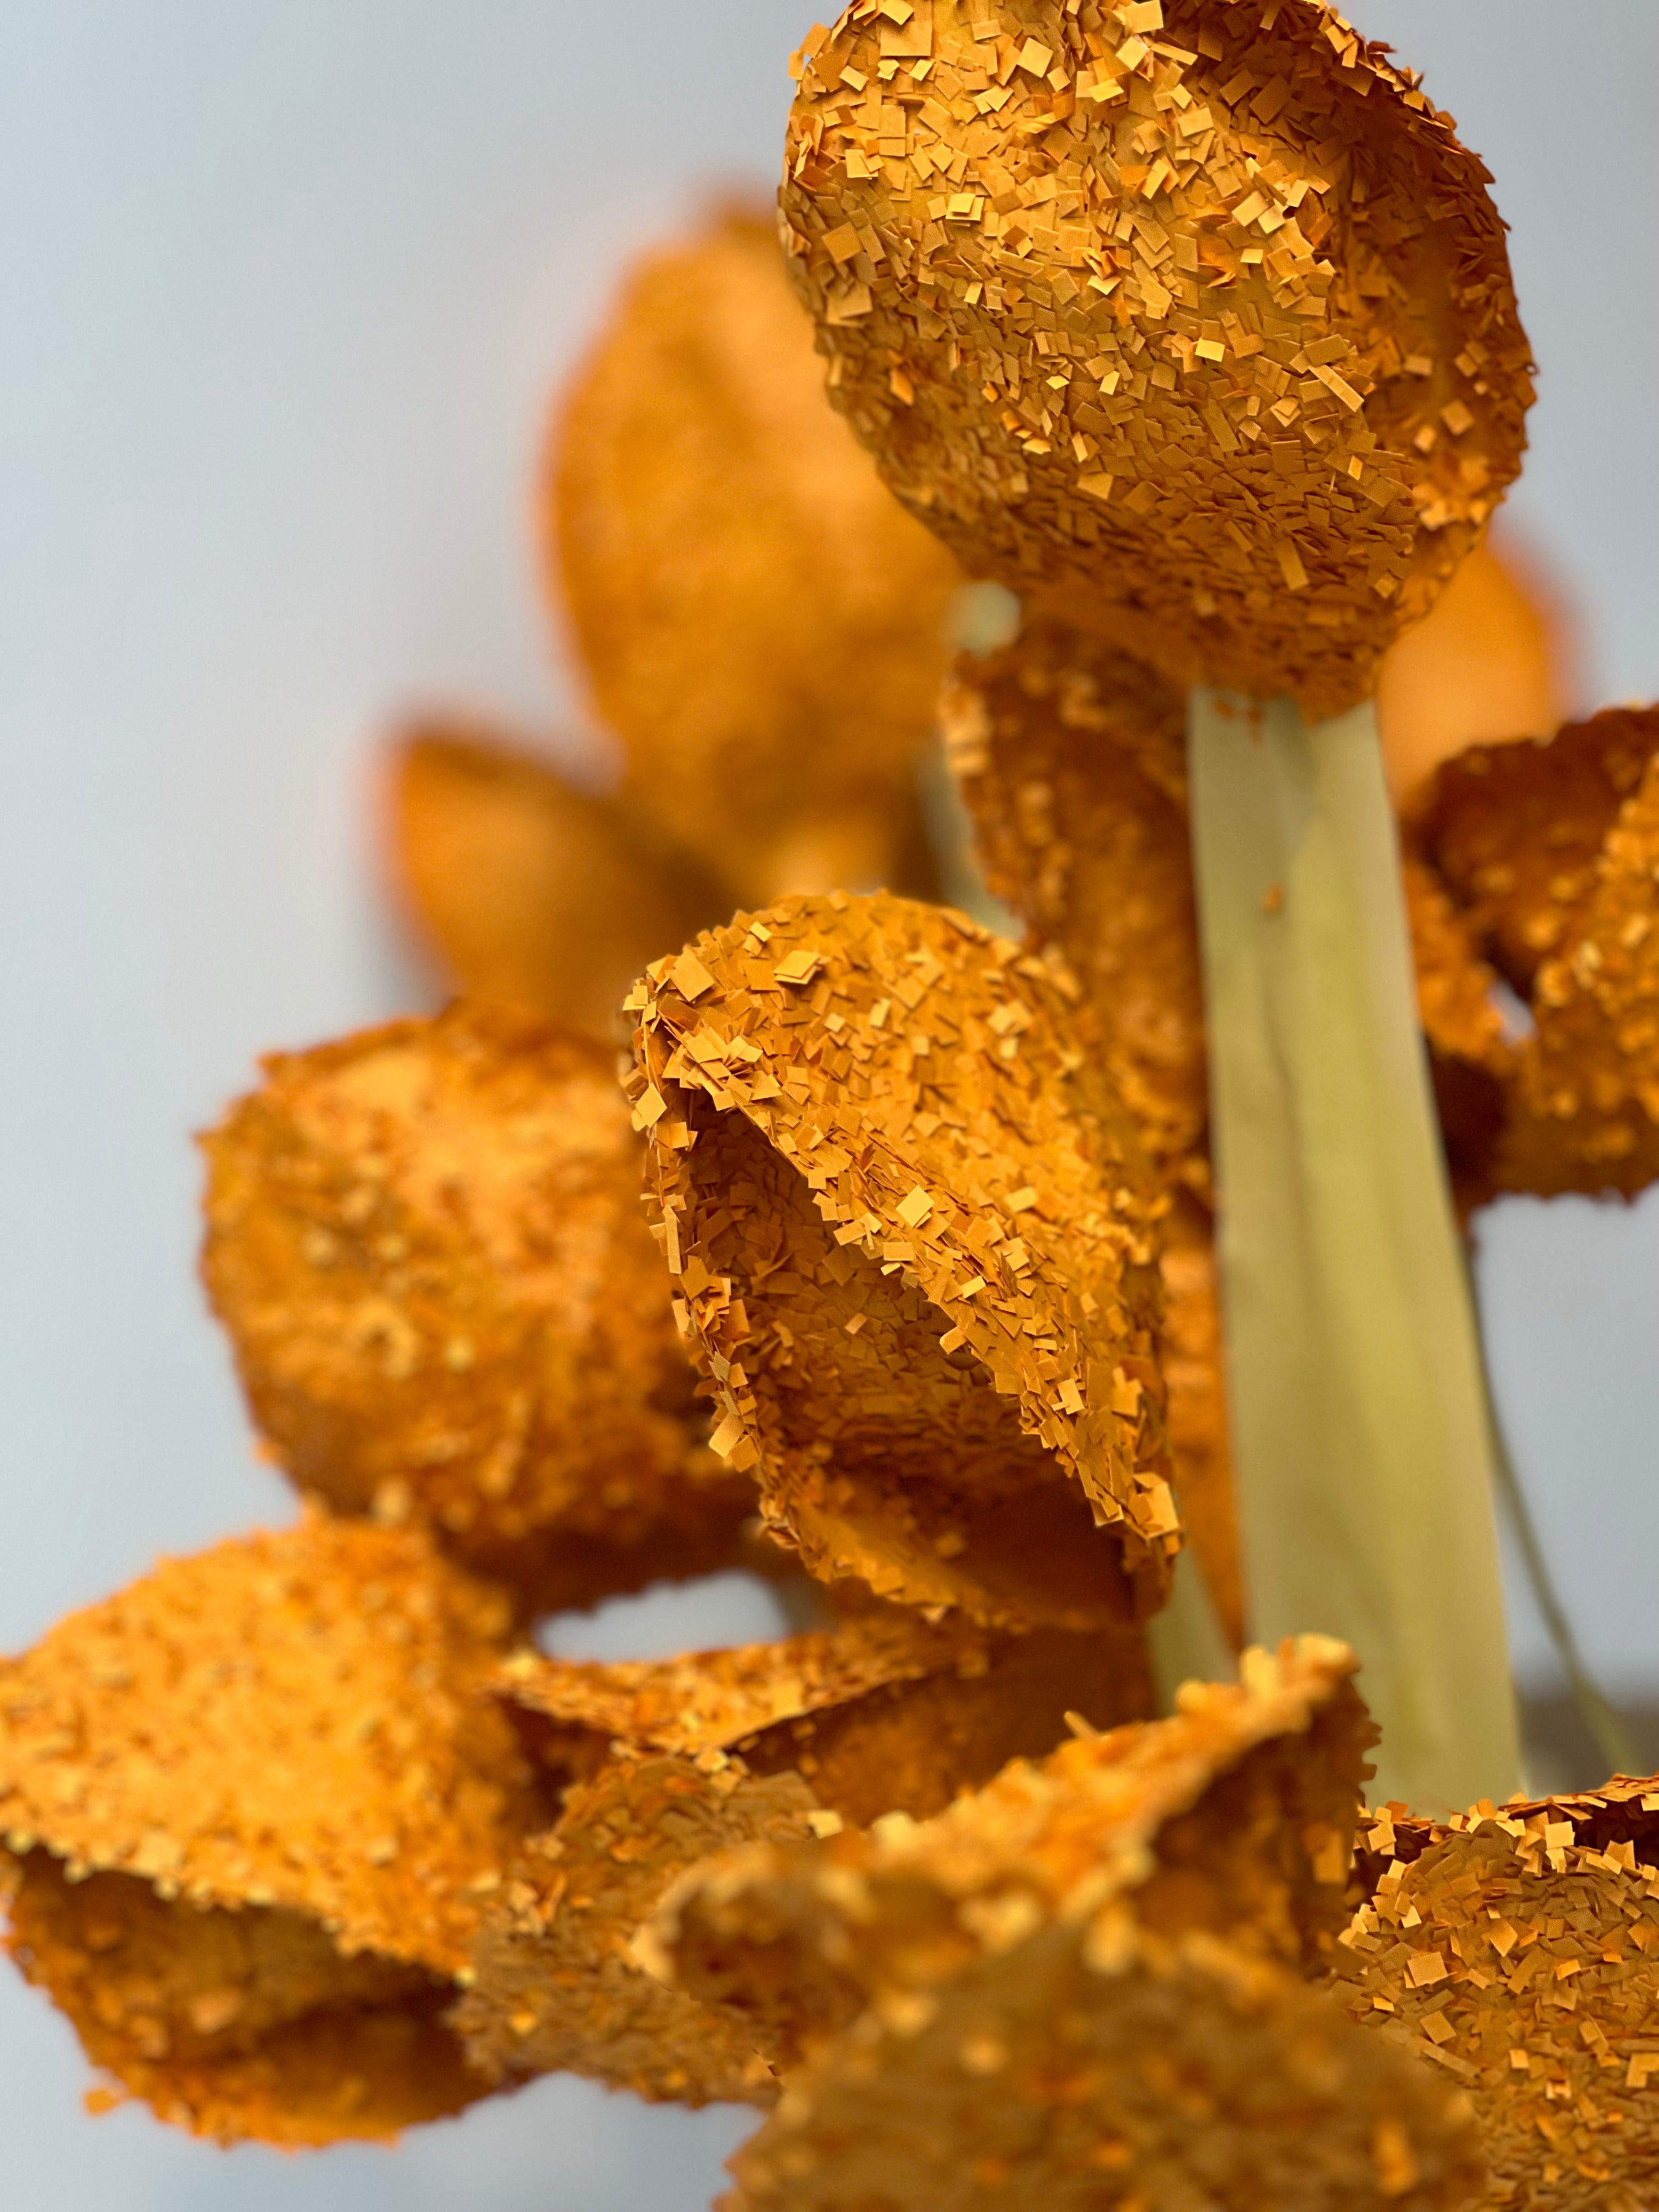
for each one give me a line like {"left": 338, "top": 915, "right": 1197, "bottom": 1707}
{"left": 782, "top": 0, "right": 1530, "bottom": 717}
{"left": 10, "top": 16, "right": 1645, "bottom": 2192}
{"left": 457, "top": 1754, "right": 817, "bottom": 2109}
{"left": 664, "top": 1635, "right": 1375, "bottom": 2014}
{"left": 629, "top": 889, "right": 1176, "bottom": 1631}
{"left": 0, "top": 1517, "right": 541, "bottom": 2143}
{"left": 1413, "top": 706, "right": 1659, "bottom": 1198}
{"left": 1334, "top": 1782, "right": 1659, "bottom": 2210}
{"left": 497, "top": 1611, "right": 1154, "bottom": 1828}
{"left": 1157, "top": 1188, "right": 1242, "bottom": 1648}
{"left": 944, "top": 611, "right": 1206, "bottom": 1187}
{"left": 200, "top": 1002, "right": 757, "bottom": 1613}
{"left": 1500, "top": 753, "right": 1659, "bottom": 1198}
{"left": 552, "top": 208, "right": 961, "bottom": 903}
{"left": 660, "top": 1639, "right": 1475, "bottom": 2211}
{"left": 7, "top": 1859, "right": 482, "bottom": 2147}
{"left": 722, "top": 1928, "right": 1480, "bottom": 2212}
{"left": 1412, "top": 709, "right": 1659, "bottom": 998}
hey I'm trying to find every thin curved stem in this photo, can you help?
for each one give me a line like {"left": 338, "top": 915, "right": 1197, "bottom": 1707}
{"left": 1469, "top": 1281, "right": 1640, "bottom": 1781}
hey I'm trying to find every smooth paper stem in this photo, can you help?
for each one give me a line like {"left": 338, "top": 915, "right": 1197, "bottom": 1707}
{"left": 1188, "top": 689, "right": 1520, "bottom": 1813}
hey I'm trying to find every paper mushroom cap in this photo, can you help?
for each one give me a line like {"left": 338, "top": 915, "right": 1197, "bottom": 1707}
{"left": 782, "top": 0, "right": 1532, "bottom": 719}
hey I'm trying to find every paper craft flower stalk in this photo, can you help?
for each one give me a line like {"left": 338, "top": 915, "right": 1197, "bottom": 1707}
{"left": 780, "top": 0, "right": 1533, "bottom": 1808}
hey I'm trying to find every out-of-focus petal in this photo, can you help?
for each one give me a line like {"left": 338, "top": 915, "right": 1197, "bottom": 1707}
{"left": 199, "top": 1003, "right": 756, "bottom": 1615}
{"left": 0, "top": 1518, "right": 540, "bottom": 2145}
{"left": 386, "top": 723, "right": 728, "bottom": 1040}
{"left": 455, "top": 1754, "right": 816, "bottom": 2109}
{"left": 1410, "top": 706, "right": 1659, "bottom": 998}
{"left": 944, "top": 616, "right": 1206, "bottom": 1189}
{"left": 658, "top": 1635, "right": 1376, "bottom": 2071}
{"left": 1378, "top": 540, "right": 1575, "bottom": 805}
{"left": 1502, "top": 751, "right": 1659, "bottom": 1198}
{"left": 550, "top": 208, "right": 960, "bottom": 904}
{"left": 496, "top": 1610, "right": 1153, "bottom": 1829}
{"left": 664, "top": 1640, "right": 1467, "bottom": 2211}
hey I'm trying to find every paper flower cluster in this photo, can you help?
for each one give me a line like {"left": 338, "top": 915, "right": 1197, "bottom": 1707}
{"left": 8, "top": 7, "right": 1658, "bottom": 2209}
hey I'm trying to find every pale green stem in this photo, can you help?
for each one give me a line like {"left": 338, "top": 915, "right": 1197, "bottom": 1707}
{"left": 1188, "top": 688, "right": 1520, "bottom": 1813}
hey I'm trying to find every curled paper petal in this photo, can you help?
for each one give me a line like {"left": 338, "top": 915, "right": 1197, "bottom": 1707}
{"left": 658, "top": 1635, "right": 1376, "bottom": 2074}
{"left": 1397, "top": 849, "right": 1514, "bottom": 1210}
{"left": 628, "top": 890, "right": 1177, "bottom": 1632}
{"left": 1376, "top": 541, "right": 1574, "bottom": 805}
{"left": 455, "top": 1755, "right": 817, "bottom": 2108}
{"left": 1334, "top": 1782, "right": 1659, "bottom": 2211}
{"left": 943, "top": 613, "right": 1205, "bottom": 1188}
{"left": 1408, "top": 704, "right": 1659, "bottom": 1197}
{"left": 1411, "top": 706, "right": 1659, "bottom": 1001}
{"left": 387, "top": 723, "right": 728, "bottom": 1039}
{"left": 782, "top": 0, "right": 1531, "bottom": 718}
{"left": 496, "top": 1610, "right": 1154, "bottom": 1829}
{"left": 667, "top": 1641, "right": 1466, "bottom": 2212}
{"left": 0, "top": 1518, "right": 542, "bottom": 2144}
{"left": 1502, "top": 751, "right": 1659, "bottom": 1197}
{"left": 551, "top": 207, "right": 961, "bottom": 902}
{"left": 5, "top": 1860, "right": 482, "bottom": 2147}
{"left": 200, "top": 1003, "right": 757, "bottom": 1615}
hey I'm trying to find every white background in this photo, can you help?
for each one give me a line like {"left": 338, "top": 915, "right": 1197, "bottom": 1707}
{"left": 2, "top": 4, "right": 1655, "bottom": 2205}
